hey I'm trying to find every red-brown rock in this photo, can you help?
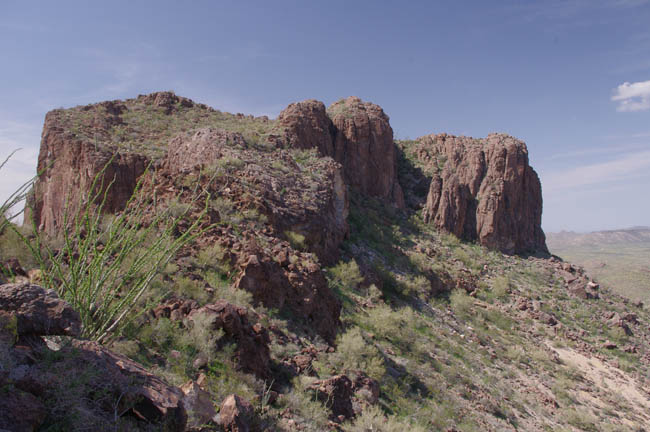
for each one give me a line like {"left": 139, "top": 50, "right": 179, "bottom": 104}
{"left": 278, "top": 96, "right": 405, "bottom": 208}
{"left": 307, "top": 374, "right": 355, "bottom": 420}
{"left": 69, "top": 340, "right": 187, "bottom": 429}
{"left": 181, "top": 380, "right": 216, "bottom": 428}
{"left": 29, "top": 109, "right": 147, "bottom": 235}
{"left": 0, "top": 283, "right": 81, "bottom": 337}
{"left": 234, "top": 245, "right": 341, "bottom": 344}
{"left": 416, "top": 133, "right": 546, "bottom": 254}
{"left": 278, "top": 99, "right": 335, "bottom": 156}
{"left": 0, "top": 383, "right": 46, "bottom": 432}
{"left": 218, "top": 394, "right": 255, "bottom": 432}
{"left": 328, "top": 97, "right": 405, "bottom": 208}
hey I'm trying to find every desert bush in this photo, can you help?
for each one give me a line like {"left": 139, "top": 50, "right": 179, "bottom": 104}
{"left": 173, "top": 275, "right": 210, "bottom": 304}
{"left": 322, "top": 327, "right": 386, "bottom": 381}
{"left": 450, "top": 289, "right": 473, "bottom": 315}
{"left": 285, "top": 230, "right": 306, "bottom": 251}
{"left": 346, "top": 405, "right": 427, "bottom": 432}
{"left": 491, "top": 276, "right": 511, "bottom": 300}
{"left": 204, "top": 270, "right": 253, "bottom": 307}
{"left": 279, "top": 377, "right": 329, "bottom": 431}
{"left": 327, "top": 259, "right": 364, "bottom": 293}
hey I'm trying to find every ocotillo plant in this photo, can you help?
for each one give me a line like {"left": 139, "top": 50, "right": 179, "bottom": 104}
{"left": 0, "top": 150, "right": 35, "bottom": 234}
{"left": 18, "top": 158, "right": 212, "bottom": 342}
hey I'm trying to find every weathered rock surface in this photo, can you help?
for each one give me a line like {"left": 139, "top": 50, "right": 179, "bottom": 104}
{"left": 188, "top": 300, "right": 271, "bottom": 379}
{"left": 307, "top": 374, "right": 355, "bottom": 420}
{"left": 181, "top": 380, "right": 216, "bottom": 429}
{"left": 233, "top": 239, "right": 341, "bottom": 343}
{"left": 279, "top": 96, "right": 405, "bottom": 208}
{"left": 68, "top": 340, "right": 188, "bottom": 429}
{"left": 413, "top": 133, "right": 546, "bottom": 254}
{"left": 278, "top": 99, "right": 335, "bottom": 156}
{"left": 0, "top": 282, "right": 81, "bottom": 337}
{"left": 218, "top": 394, "right": 255, "bottom": 432}
{"left": 0, "top": 383, "right": 46, "bottom": 432}
{"left": 163, "top": 127, "right": 349, "bottom": 265}
{"left": 30, "top": 107, "right": 147, "bottom": 235}
{"left": 0, "top": 283, "right": 187, "bottom": 431}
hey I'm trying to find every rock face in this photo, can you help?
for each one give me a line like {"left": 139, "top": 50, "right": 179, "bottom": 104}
{"left": 279, "top": 97, "right": 405, "bottom": 208}
{"left": 0, "top": 282, "right": 81, "bottom": 337}
{"left": 307, "top": 374, "right": 355, "bottom": 420}
{"left": 415, "top": 133, "right": 546, "bottom": 254}
{"left": 30, "top": 109, "right": 147, "bottom": 235}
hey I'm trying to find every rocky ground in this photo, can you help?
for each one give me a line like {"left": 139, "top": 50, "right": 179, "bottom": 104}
{"left": 1, "top": 91, "right": 649, "bottom": 431}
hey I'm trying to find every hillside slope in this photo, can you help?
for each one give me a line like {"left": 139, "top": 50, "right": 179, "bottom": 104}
{"left": 2, "top": 92, "right": 649, "bottom": 431}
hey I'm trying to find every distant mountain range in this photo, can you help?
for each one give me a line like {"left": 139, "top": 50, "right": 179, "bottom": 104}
{"left": 547, "top": 226, "right": 650, "bottom": 249}
{"left": 547, "top": 226, "right": 650, "bottom": 303}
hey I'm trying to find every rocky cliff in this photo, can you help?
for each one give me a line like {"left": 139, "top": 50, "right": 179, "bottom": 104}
{"left": 402, "top": 132, "right": 547, "bottom": 254}
{"left": 29, "top": 92, "right": 545, "bottom": 255}
{"left": 278, "top": 96, "right": 405, "bottom": 208}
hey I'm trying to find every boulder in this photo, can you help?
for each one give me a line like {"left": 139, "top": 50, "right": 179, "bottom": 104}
{"left": 181, "top": 380, "right": 216, "bottom": 429}
{"left": 68, "top": 340, "right": 188, "bottom": 429}
{"left": 414, "top": 133, "right": 546, "bottom": 254}
{"left": 307, "top": 374, "right": 355, "bottom": 420}
{"left": 0, "top": 283, "right": 81, "bottom": 337}
{"left": 218, "top": 394, "right": 254, "bottom": 432}
{"left": 0, "top": 385, "right": 46, "bottom": 432}
{"left": 278, "top": 99, "right": 335, "bottom": 156}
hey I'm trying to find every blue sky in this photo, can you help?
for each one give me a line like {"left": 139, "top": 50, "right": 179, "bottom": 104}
{"left": 1, "top": 0, "right": 649, "bottom": 232}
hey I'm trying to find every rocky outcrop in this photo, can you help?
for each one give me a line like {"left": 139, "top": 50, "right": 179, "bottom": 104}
{"left": 30, "top": 109, "right": 147, "bottom": 235}
{"left": 414, "top": 133, "right": 546, "bottom": 254}
{"left": 278, "top": 97, "right": 405, "bottom": 208}
{"left": 277, "top": 99, "right": 335, "bottom": 156}
{"left": 233, "top": 239, "right": 341, "bottom": 343}
{"left": 0, "top": 283, "right": 187, "bottom": 431}
{"left": 163, "top": 127, "right": 349, "bottom": 265}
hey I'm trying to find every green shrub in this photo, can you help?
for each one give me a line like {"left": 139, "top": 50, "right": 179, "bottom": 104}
{"left": 450, "top": 289, "right": 473, "bottom": 315}
{"left": 327, "top": 259, "right": 364, "bottom": 293}
{"left": 325, "top": 327, "right": 386, "bottom": 381}
{"left": 346, "top": 405, "right": 427, "bottom": 432}
{"left": 285, "top": 230, "right": 306, "bottom": 251}
{"left": 491, "top": 276, "right": 511, "bottom": 300}
{"left": 173, "top": 275, "right": 210, "bottom": 304}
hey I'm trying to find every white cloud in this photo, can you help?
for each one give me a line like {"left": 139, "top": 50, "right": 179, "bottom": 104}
{"left": 542, "top": 149, "right": 650, "bottom": 192}
{"left": 612, "top": 80, "right": 650, "bottom": 112}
